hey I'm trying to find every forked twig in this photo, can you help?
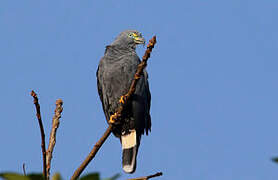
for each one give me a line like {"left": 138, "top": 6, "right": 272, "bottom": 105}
{"left": 70, "top": 36, "right": 157, "bottom": 180}
{"left": 46, "top": 99, "right": 63, "bottom": 180}
{"left": 30, "top": 90, "right": 47, "bottom": 179}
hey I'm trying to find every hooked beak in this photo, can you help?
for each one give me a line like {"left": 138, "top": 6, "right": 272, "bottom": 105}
{"left": 134, "top": 36, "right": 145, "bottom": 45}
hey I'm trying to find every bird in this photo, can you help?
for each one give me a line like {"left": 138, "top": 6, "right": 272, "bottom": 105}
{"left": 96, "top": 30, "right": 151, "bottom": 174}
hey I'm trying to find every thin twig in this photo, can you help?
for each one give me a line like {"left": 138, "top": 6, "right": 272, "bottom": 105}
{"left": 127, "top": 172, "right": 163, "bottom": 180}
{"left": 22, "top": 163, "right": 26, "bottom": 176}
{"left": 30, "top": 90, "right": 47, "bottom": 180}
{"left": 147, "top": 172, "right": 163, "bottom": 179}
{"left": 70, "top": 36, "right": 157, "bottom": 180}
{"left": 46, "top": 99, "right": 63, "bottom": 180}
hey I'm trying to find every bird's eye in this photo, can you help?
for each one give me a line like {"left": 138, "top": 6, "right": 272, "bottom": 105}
{"left": 128, "top": 33, "right": 133, "bottom": 38}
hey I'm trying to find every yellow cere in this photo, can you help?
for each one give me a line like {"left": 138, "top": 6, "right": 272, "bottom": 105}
{"left": 132, "top": 33, "right": 139, "bottom": 37}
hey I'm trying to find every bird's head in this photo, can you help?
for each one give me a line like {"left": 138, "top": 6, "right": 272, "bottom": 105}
{"left": 111, "top": 30, "right": 145, "bottom": 49}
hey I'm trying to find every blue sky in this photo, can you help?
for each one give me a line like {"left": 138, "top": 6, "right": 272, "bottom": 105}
{"left": 1, "top": 0, "right": 278, "bottom": 180}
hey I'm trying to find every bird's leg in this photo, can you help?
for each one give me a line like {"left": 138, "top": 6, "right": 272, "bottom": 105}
{"left": 119, "top": 95, "right": 128, "bottom": 104}
{"left": 109, "top": 112, "right": 122, "bottom": 124}
{"left": 109, "top": 113, "right": 118, "bottom": 124}
{"left": 134, "top": 73, "right": 141, "bottom": 80}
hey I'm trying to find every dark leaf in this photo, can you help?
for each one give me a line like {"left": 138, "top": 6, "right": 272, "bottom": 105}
{"left": 51, "top": 173, "right": 63, "bottom": 180}
{"left": 0, "top": 172, "right": 30, "bottom": 180}
{"left": 0, "top": 173, "right": 44, "bottom": 180}
{"left": 79, "top": 173, "right": 100, "bottom": 180}
{"left": 26, "top": 173, "right": 44, "bottom": 180}
{"left": 102, "top": 173, "right": 120, "bottom": 180}
{"left": 272, "top": 157, "right": 278, "bottom": 163}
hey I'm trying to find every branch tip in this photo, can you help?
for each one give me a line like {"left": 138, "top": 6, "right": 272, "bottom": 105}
{"left": 55, "top": 99, "right": 63, "bottom": 105}
{"left": 30, "top": 90, "right": 47, "bottom": 180}
{"left": 46, "top": 98, "right": 64, "bottom": 180}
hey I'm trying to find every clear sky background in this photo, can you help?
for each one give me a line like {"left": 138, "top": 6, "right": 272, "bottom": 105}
{"left": 1, "top": 1, "right": 278, "bottom": 180}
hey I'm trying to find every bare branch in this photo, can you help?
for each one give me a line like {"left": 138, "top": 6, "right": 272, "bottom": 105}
{"left": 30, "top": 90, "right": 47, "bottom": 180}
{"left": 127, "top": 172, "right": 163, "bottom": 180}
{"left": 70, "top": 36, "right": 157, "bottom": 180}
{"left": 46, "top": 99, "right": 63, "bottom": 180}
{"left": 70, "top": 125, "right": 112, "bottom": 180}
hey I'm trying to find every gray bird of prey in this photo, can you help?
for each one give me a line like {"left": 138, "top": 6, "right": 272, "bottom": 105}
{"left": 96, "top": 30, "right": 151, "bottom": 174}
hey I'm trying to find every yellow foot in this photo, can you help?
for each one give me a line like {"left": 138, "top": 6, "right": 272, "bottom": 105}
{"left": 109, "top": 113, "right": 118, "bottom": 124}
{"left": 134, "top": 73, "right": 141, "bottom": 80}
{"left": 119, "top": 95, "right": 127, "bottom": 104}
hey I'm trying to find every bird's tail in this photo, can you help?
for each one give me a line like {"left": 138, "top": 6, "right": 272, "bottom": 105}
{"left": 121, "top": 129, "right": 138, "bottom": 174}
